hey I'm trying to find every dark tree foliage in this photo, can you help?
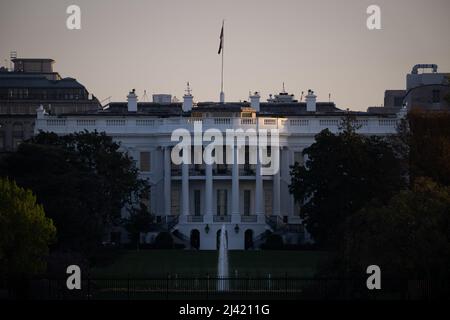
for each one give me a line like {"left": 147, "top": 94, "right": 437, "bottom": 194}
{"left": 261, "top": 234, "right": 284, "bottom": 250}
{"left": 289, "top": 115, "right": 404, "bottom": 248}
{"left": 406, "top": 110, "right": 450, "bottom": 186}
{"left": 0, "top": 178, "right": 56, "bottom": 278}
{"left": 122, "top": 203, "right": 154, "bottom": 250}
{"left": 341, "top": 178, "right": 450, "bottom": 285}
{"left": 154, "top": 232, "right": 174, "bottom": 249}
{"left": 0, "top": 131, "right": 148, "bottom": 255}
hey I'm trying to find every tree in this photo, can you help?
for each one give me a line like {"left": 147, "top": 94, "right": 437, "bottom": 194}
{"left": 0, "top": 131, "right": 148, "bottom": 255}
{"left": 341, "top": 177, "right": 450, "bottom": 287}
{"left": 406, "top": 110, "right": 450, "bottom": 186}
{"left": 0, "top": 178, "right": 56, "bottom": 278}
{"left": 122, "top": 203, "right": 154, "bottom": 250}
{"left": 289, "top": 115, "right": 404, "bottom": 248}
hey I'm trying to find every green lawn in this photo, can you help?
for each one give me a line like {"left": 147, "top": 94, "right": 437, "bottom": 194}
{"left": 90, "top": 250, "right": 331, "bottom": 278}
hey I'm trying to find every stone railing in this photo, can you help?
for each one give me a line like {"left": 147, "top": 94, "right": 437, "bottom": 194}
{"left": 240, "top": 215, "right": 257, "bottom": 223}
{"left": 213, "top": 215, "right": 232, "bottom": 223}
{"left": 35, "top": 114, "right": 401, "bottom": 136}
{"left": 187, "top": 215, "right": 204, "bottom": 223}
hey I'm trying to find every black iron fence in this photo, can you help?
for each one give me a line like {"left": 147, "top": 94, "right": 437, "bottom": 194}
{"left": 2, "top": 276, "right": 449, "bottom": 300}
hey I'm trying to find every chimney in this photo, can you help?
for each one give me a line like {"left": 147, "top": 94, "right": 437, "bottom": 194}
{"left": 182, "top": 82, "right": 193, "bottom": 112}
{"left": 305, "top": 89, "right": 317, "bottom": 112}
{"left": 127, "top": 89, "right": 138, "bottom": 112}
{"left": 249, "top": 91, "right": 261, "bottom": 112}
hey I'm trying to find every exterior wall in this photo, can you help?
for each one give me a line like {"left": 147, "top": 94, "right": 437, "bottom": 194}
{"left": 405, "top": 85, "right": 450, "bottom": 111}
{"left": 35, "top": 112, "right": 401, "bottom": 249}
{"left": 384, "top": 90, "right": 406, "bottom": 108}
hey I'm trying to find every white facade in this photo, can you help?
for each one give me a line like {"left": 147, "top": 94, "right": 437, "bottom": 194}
{"left": 35, "top": 90, "right": 401, "bottom": 250}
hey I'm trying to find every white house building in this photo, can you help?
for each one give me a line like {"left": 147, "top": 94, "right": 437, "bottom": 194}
{"left": 35, "top": 86, "right": 402, "bottom": 250}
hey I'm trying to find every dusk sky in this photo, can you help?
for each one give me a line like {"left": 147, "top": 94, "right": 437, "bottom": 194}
{"left": 1, "top": 0, "right": 449, "bottom": 110}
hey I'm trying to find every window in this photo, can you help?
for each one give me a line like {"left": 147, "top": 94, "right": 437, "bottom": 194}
{"left": 262, "top": 146, "right": 272, "bottom": 168}
{"left": 217, "top": 189, "right": 228, "bottom": 216}
{"left": 432, "top": 90, "right": 440, "bottom": 103}
{"left": 140, "top": 188, "right": 151, "bottom": 212}
{"left": 140, "top": 152, "right": 151, "bottom": 172}
{"left": 194, "top": 190, "right": 201, "bottom": 216}
{"left": 12, "top": 123, "right": 23, "bottom": 138}
{"left": 294, "top": 152, "right": 304, "bottom": 166}
{"left": 171, "top": 187, "right": 180, "bottom": 215}
{"left": 0, "top": 134, "right": 4, "bottom": 150}
{"left": 216, "top": 146, "right": 228, "bottom": 174}
{"left": 244, "top": 145, "right": 249, "bottom": 166}
{"left": 264, "top": 186, "right": 272, "bottom": 215}
{"left": 244, "top": 190, "right": 251, "bottom": 216}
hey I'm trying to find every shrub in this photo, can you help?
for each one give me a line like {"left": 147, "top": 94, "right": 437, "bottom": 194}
{"left": 261, "top": 234, "right": 284, "bottom": 250}
{"left": 153, "top": 232, "right": 174, "bottom": 249}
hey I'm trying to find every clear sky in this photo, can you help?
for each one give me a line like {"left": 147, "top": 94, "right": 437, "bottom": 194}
{"left": 0, "top": 0, "right": 449, "bottom": 110}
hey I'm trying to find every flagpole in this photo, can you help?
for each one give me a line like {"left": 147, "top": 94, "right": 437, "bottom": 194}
{"left": 220, "top": 20, "right": 225, "bottom": 103}
{"left": 221, "top": 34, "right": 224, "bottom": 94}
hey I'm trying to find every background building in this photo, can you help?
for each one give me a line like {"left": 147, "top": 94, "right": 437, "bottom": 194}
{"left": 381, "top": 64, "right": 450, "bottom": 112}
{"left": 0, "top": 56, "right": 101, "bottom": 153}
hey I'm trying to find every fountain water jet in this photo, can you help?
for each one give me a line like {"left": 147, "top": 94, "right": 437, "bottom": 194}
{"left": 217, "top": 224, "right": 229, "bottom": 291}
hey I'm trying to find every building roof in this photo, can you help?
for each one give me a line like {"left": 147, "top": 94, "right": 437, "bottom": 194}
{"left": 367, "top": 106, "right": 402, "bottom": 114}
{"left": 0, "top": 76, "right": 85, "bottom": 89}
{"left": 259, "top": 102, "right": 342, "bottom": 116}
{"left": 11, "top": 58, "right": 55, "bottom": 63}
{"left": 102, "top": 102, "right": 183, "bottom": 116}
{"left": 195, "top": 102, "right": 252, "bottom": 112}
{"left": 70, "top": 101, "right": 394, "bottom": 117}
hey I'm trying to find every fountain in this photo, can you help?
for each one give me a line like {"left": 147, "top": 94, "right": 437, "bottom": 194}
{"left": 217, "top": 224, "right": 229, "bottom": 291}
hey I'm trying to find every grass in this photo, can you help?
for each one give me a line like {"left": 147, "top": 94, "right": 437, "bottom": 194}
{"left": 90, "top": 250, "right": 331, "bottom": 278}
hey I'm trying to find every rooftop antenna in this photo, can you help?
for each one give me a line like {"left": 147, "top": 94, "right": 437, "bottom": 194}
{"left": 328, "top": 93, "right": 331, "bottom": 103}
{"left": 282, "top": 82, "right": 286, "bottom": 93}
{"left": 300, "top": 91, "right": 304, "bottom": 102}
{"left": 142, "top": 90, "right": 149, "bottom": 102}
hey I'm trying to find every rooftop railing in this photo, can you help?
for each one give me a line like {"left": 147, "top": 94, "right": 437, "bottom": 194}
{"left": 36, "top": 115, "right": 400, "bottom": 136}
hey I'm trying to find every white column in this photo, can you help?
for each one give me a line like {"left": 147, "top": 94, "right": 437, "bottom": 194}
{"left": 205, "top": 162, "right": 213, "bottom": 222}
{"left": 231, "top": 145, "right": 240, "bottom": 216}
{"left": 181, "top": 162, "right": 189, "bottom": 218}
{"left": 255, "top": 146, "right": 264, "bottom": 221}
{"left": 272, "top": 146, "right": 281, "bottom": 216}
{"left": 164, "top": 147, "right": 172, "bottom": 216}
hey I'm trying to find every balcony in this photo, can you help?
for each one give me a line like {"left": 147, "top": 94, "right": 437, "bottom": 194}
{"left": 214, "top": 165, "right": 231, "bottom": 176}
{"left": 240, "top": 215, "right": 257, "bottom": 223}
{"left": 171, "top": 165, "right": 181, "bottom": 176}
{"left": 213, "top": 215, "right": 231, "bottom": 223}
{"left": 187, "top": 215, "right": 204, "bottom": 223}
{"left": 190, "top": 165, "right": 205, "bottom": 176}
{"left": 239, "top": 164, "right": 256, "bottom": 176}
